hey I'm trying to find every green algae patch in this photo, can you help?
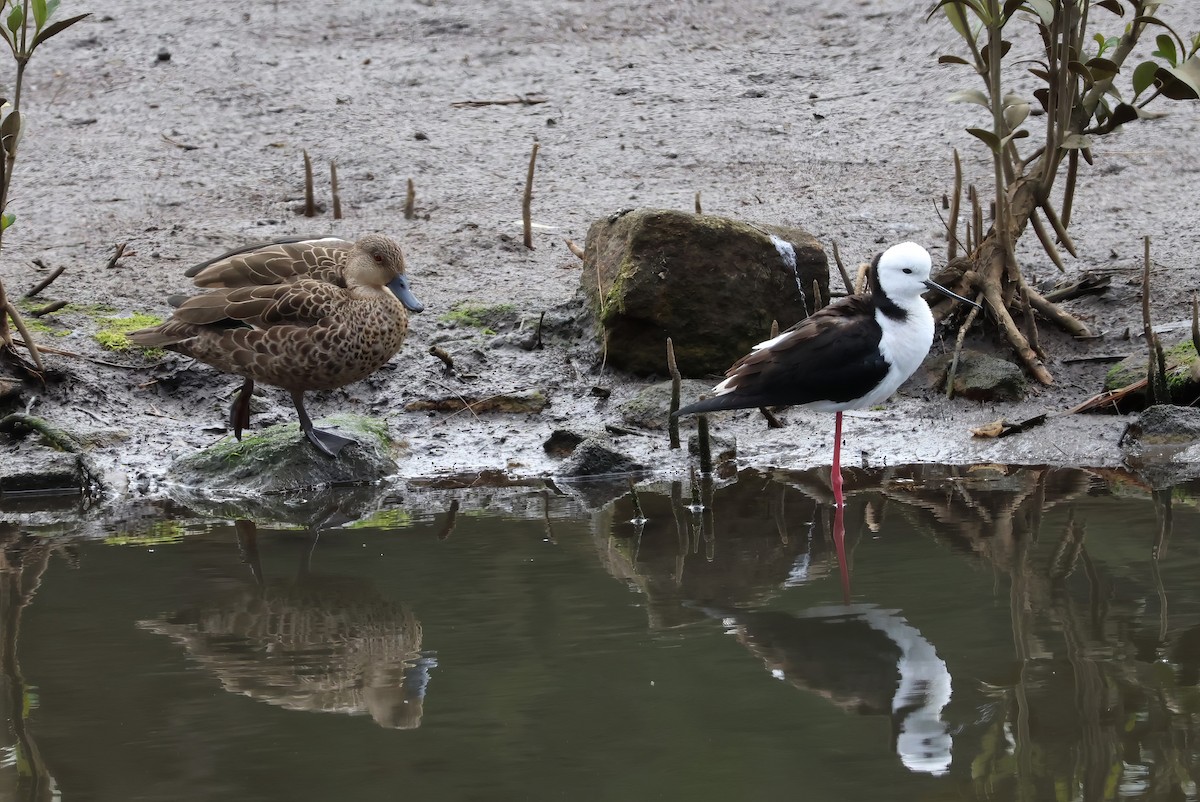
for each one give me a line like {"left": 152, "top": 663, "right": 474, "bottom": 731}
{"left": 438, "top": 301, "right": 517, "bottom": 334}
{"left": 93, "top": 312, "right": 164, "bottom": 353}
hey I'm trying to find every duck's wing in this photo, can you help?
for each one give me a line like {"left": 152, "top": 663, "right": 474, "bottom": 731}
{"left": 185, "top": 237, "right": 353, "bottom": 288}
{"left": 676, "top": 297, "right": 888, "bottom": 415}
{"left": 167, "top": 279, "right": 344, "bottom": 330}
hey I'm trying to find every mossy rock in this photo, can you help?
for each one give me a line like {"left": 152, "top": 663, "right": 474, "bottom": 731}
{"left": 619, "top": 379, "right": 712, "bottom": 430}
{"left": 167, "top": 413, "right": 400, "bottom": 496}
{"left": 1104, "top": 340, "right": 1200, "bottom": 406}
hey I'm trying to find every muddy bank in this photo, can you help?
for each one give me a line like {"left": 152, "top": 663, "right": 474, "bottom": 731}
{"left": 2, "top": 0, "right": 1199, "bottom": 511}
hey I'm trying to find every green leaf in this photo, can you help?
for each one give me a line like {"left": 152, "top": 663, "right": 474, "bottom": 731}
{"left": 1, "top": 213, "right": 14, "bottom": 231}
{"left": 1106, "top": 102, "right": 1139, "bottom": 128}
{"left": 1154, "top": 56, "right": 1200, "bottom": 100}
{"left": 6, "top": 5, "right": 23, "bottom": 35}
{"left": 47, "top": 0, "right": 60, "bottom": 18}
{"left": 1085, "top": 57, "right": 1119, "bottom": 82}
{"left": 1032, "top": 86, "right": 1049, "bottom": 111}
{"left": 1153, "top": 33, "right": 1177, "bottom": 66}
{"left": 1002, "top": 93, "right": 1030, "bottom": 129}
{"left": 29, "top": 12, "right": 89, "bottom": 53}
{"left": 1024, "top": 0, "right": 1055, "bottom": 25}
{"left": 1094, "top": 0, "right": 1123, "bottom": 15}
{"left": 1060, "top": 133, "right": 1093, "bottom": 149}
{"left": 936, "top": 1, "right": 978, "bottom": 43}
{"left": 938, "top": 54, "right": 972, "bottom": 66}
{"left": 32, "top": 0, "right": 47, "bottom": 30}
{"left": 966, "top": 127, "right": 1002, "bottom": 152}
{"left": 1132, "top": 59, "right": 1159, "bottom": 96}
{"left": 949, "top": 88, "right": 991, "bottom": 106}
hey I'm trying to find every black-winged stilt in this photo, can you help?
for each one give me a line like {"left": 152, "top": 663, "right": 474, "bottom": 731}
{"left": 675, "top": 242, "right": 976, "bottom": 507}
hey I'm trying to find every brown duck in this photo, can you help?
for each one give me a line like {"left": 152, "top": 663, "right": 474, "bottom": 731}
{"left": 131, "top": 234, "right": 424, "bottom": 457}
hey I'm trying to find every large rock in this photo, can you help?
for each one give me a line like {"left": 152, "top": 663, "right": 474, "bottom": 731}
{"left": 932, "top": 350, "right": 1027, "bottom": 401}
{"left": 580, "top": 208, "right": 827, "bottom": 376}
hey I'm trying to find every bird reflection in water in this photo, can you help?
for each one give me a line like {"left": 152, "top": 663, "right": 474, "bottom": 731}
{"left": 138, "top": 519, "right": 435, "bottom": 729}
{"left": 702, "top": 601, "right": 953, "bottom": 776}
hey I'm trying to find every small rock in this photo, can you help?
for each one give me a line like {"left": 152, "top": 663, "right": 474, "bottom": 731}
{"left": 544, "top": 429, "right": 586, "bottom": 457}
{"left": 156, "top": 48, "right": 171, "bottom": 62}
{"left": 405, "top": 390, "right": 548, "bottom": 414}
{"left": 620, "top": 379, "right": 713, "bottom": 430}
{"left": 933, "top": 350, "right": 1027, "bottom": 401}
{"left": 1124, "top": 405, "right": 1200, "bottom": 446}
{"left": 558, "top": 437, "right": 646, "bottom": 477}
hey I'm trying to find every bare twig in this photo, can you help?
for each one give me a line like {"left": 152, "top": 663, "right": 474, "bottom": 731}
{"left": 302, "top": 149, "right": 316, "bottom": 218}
{"left": 429, "top": 345, "right": 454, "bottom": 372}
{"left": 523, "top": 141, "right": 539, "bottom": 250}
{"left": 565, "top": 238, "right": 585, "bottom": 260}
{"left": 697, "top": 413, "right": 712, "bottom": 474}
{"left": 451, "top": 94, "right": 548, "bottom": 108}
{"left": 831, "top": 241, "right": 853, "bottom": 294}
{"left": 24, "top": 265, "right": 65, "bottom": 298}
{"left": 4, "top": 303, "right": 45, "bottom": 374}
{"left": 948, "top": 149, "right": 962, "bottom": 260}
{"left": 330, "top": 160, "right": 342, "bottom": 219}
{"left": 30, "top": 300, "right": 68, "bottom": 317}
{"left": 404, "top": 178, "right": 415, "bottom": 220}
{"left": 694, "top": 191, "right": 702, "bottom": 214}
{"left": 946, "top": 295, "right": 983, "bottom": 399}
{"left": 161, "top": 132, "right": 200, "bottom": 151}
{"left": 104, "top": 243, "right": 129, "bottom": 270}
{"left": 667, "top": 337, "right": 681, "bottom": 449}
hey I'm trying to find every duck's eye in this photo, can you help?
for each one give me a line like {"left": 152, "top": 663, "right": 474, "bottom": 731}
{"left": 373, "top": 252, "right": 384, "bottom": 264}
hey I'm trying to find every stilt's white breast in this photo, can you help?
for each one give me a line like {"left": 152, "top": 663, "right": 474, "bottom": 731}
{"left": 866, "top": 303, "right": 935, "bottom": 406}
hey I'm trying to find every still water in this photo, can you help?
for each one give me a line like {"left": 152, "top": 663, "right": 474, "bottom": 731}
{"left": 3, "top": 464, "right": 1199, "bottom": 801}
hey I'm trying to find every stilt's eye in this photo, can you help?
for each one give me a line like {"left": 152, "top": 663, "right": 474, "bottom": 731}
{"left": 902, "top": 268, "right": 913, "bottom": 274}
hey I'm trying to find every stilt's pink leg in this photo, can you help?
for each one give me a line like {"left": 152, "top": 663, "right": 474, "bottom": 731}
{"left": 833, "top": 502, "right": 850, "bottom": 604}
{"left": 831, "top": 411, "right": 844, "bottom": 508}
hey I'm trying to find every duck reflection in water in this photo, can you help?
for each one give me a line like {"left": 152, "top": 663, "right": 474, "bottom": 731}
{"left": 702, "top": 603, "right": 953, "bottom": 776}
{"left": 138, "top": 520, "right": 436, "bottom": 729}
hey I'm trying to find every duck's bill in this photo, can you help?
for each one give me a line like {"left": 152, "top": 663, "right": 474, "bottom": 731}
{"left": 924, "top": 279, "right": 981, "bottom": 310}
{"left": 387, "top": 274, "right": 425, "bottom": 312}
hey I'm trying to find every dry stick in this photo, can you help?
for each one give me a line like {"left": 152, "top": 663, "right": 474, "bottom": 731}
{"left": 24, "top": 265, "right": 65, "bottom": 298}
{"left": 31, "top": 300, "right": 67, "bottom": 317}
{"left": 666, "top": 337, "right": 681, "bottom": 449}
{"left": 945, "top": 297, "right": 984, "bottom": 399}
{"left": 302, "top": 150, "right": 316, "bottom": 218}
{"left": 694, "top": 191, "right": 702, "bottom": 214}
{"left": 3, "top": 304, "right": 45, "bottom": 373}
{"left": 1192, "top": 293, "right": 1199, "bottom": 357}
{"left": 104, "top": 243, "right": 128, "bottom": 270}
{"left": 404, "top": 178, "right": 416, "bottom": 220}
{"left": 948, "top": 149, "right": 963, "bottom": 261}
{"left": 532, "top": 311, "right": 545, "bottom": 350}
{"left": 429, "top": 345, "right": 454, "bottom": 371}
{"left": 522, "top": 141, "right": 539, "bottom": 250}
{"left": 565, "top": 239, "right": 585, "bottom": 260}
{"left": 1029, "top": 209, "right": 1067, "bottom": 272}
{"left": 450, "top": 95, "right": 548, "bottom": 108}
{"left": 697, "top": 413, "right": 713, "bottom": 474}
{"left": 1141, "top": 235, "right": 1168, "bottom": 405}
{"left": 14, "top": 338, "right": 157, "bottom": 369}
{"left": 970, "top": 185, "right": 984, "bottom": 255}
{"left": 1026, "top": 287, "right": 1091, "bottom": 337}
{"left": 830, "top": 241, "right": 853, "bottom": 294}
{"left": 811, "top": 278, "right": 823, "bottom": 311}
{"left": 330, "top": 160, "right": 342, "bottom": 220}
